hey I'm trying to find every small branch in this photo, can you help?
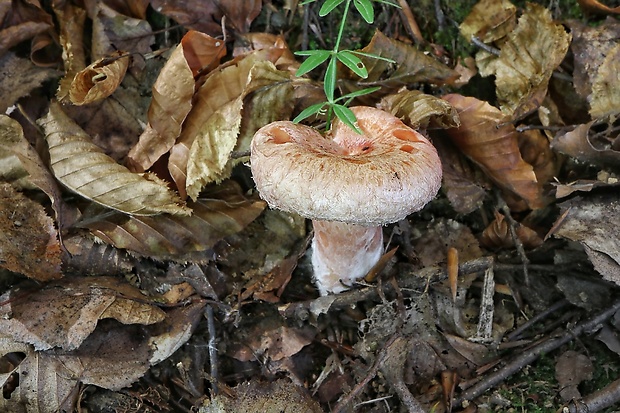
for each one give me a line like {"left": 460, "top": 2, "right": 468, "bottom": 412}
{"left": 472, "top": 265, "right": 495, "bottom": 342}
{"left": 453, "top": 299, "right": 620, "bottom": 407}
{"left": 205, "top": 304, "right": 219, "bottom": 395}
{"left": 471, "top": 36, "right": 500, "bottom": 56}
{"left": 397, "top": 0, "right": 425, "bottom": 45}
{"left": 506, "top": 299, "right": 570, "bottom": 341}
{"left": 562, "top": 378, "right": 620, "bottom": 413}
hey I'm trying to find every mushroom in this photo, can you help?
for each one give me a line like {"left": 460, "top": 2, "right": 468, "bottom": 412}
{"left": 250, "top": 106, "right": 442, "bottom": 295}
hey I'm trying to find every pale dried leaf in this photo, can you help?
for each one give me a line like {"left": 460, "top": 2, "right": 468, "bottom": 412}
{"left": 476, "top": 3, "right": 571, "bottom": 119}
{"left": 55, "top": 4, "right": 87, "bottom": 102}
{"left": 551, "top": 121, "right": 620, "bottom": 170}
{"left": 555, "top": 194, "right": 620, "bottom": 286}
{"left": 80, "top": 181, "right": 266, "bottom": 261}
{"left": 69, "top": 52, "right": 129, "bottom": 105}
{"left": 459, "top": 0, "right": 516, "bottom": 43}
{"left": 442, "top": 94, "right": 545, "bottom": 210}
{"left": 0, "top": 277, "right": 165, "bottom": 351}
{"left": 379, "top": 89, "right": 460, "bottom": 129}
{"left": 0, "top": 183, "right": 62, "bottom": 281}
{"left": 589, "top": 43, "right": 620, "bottom": 118}
{"left": 39, "top": 102, "right": 190, "bottom": 216}
{"left": 234, "top": 32, "right": 299, "bottom": 73}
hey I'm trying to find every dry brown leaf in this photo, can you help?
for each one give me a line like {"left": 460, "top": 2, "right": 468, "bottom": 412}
{"left": 551, "top": 121, "right": 620, "bottom": 170}
{"left": 554, "top": 194, "right": 620, "bottom": 286}
{"left": 0, "top": 52, "right": 58, "bottom": 113}
{"left": 39, "top": 101, "right": 190, "bottom": 216}
{"left": 346, "top": 30, "right": 458, "bottom": 92}
{"left": 480, "top": 210, "right": 543, "bottom": 250}
{"left": 234, "top": 32, "right": 300, "bottom": 73}
{"left": 62, "top": 235, "right": 134, "bottom": 276}
{"left": 518, "top": 128, "right": 559, "bottom": 186}
{"left": 55, "top": 3, "right": 87, "bottom": 102}
{"left": 442, "top": 94, "right": 546, "bottom": 210}
{"left": 577, "top": 0, "right": 620, "bottom": 15}
{"left": 69, "top": 52, "right": 129, "bottom": 105}
{"left": 459, "top": 0, "right": 517, "bottom": 43}
{"left": 0, "top": 0, "right": 52, "bottom": 57}
{"left": 0, "top": 276, "right": 166, "bottom": 351}
{"left": 555, "top": 350, "right": 593, "bottom": 402}
{"left": 181, "top": 30, "right": 227, "bottom": 76}
{"left": 476, "top": 3, "right": 571, "bottom": 119}
{"left": 379, "top": 89, "right": 460, "bottom": 130}
{"left": 80, "top": 180, "right": 266, "bottom": 261}
{"left": 0, "top": 183, "right": 62, "bottom": 281}
{"left": 169, "top": 52, "right": 292, "bottom": 200}
{"left": 589, "top": 43, "right": 620, "bottom": 118}
{"left": 126, "top": 31, "right": 215, "bottom": 172}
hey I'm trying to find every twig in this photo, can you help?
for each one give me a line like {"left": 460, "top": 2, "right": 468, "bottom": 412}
{"left": 497, "top": 194, "right": 530, "bottom": 285}
{"left": 205, "top": 304, "right": 219, "bottom": 395}
{"left": 471, "top": 36, "right": 500, "bottom": 56}
{"left": 332, "top": 335, "right": 398, "bottom": 413}
{"left": 434, "top": 0, "right": 446, "bottom": 31}
{"left": 453, "top": 299, "right": 620, "bottom": 407}
{"left": 473, "top": 265, "right": 495, "bottom": 342}
{"left": 506, "top": 299, "right": 570, "bottom": 341}
{"left": 397, "top": 0, "right": 425, "bottom": 45}
{"left": 562, "top": 378, "right": 620, "bottom": 413}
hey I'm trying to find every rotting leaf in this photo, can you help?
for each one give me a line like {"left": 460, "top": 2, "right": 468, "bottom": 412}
{"left": 344, "top": 30, "right": 458, "bottom": 93}
{"left": 0, "top": 0, "right": 53, "bottom": 57}
{"left": 39, "top": 101, "right": 190, "bottom": 216}
{"left": 69, "top": 51, "right": 130, "bottom": 105}
{"left": 127, "top": 30, "right": 225, "bottom": 172}
{"left": 476, "top": 3, "right": 571, "bottom": 119}
{"left": 551, "top": 121, "right": 620, "bottom": 171}
{"left": 555, "top": 350, "right": 593, "bottom": 402}
{"left": 442, "top": 94, "right": 546, "bottom": 210}
{"left": 0, "top": 276, "right": 166, "bottom": 351}
{"left": 379, "top": 89, "right": 460, "bottom": 130}
{"left": 554, "top": 194, "right": 620, "bottom": 286}
{"left": 0, "top": 183, "right": 62, "bottom": 281}
{"left": 459, "top": 0, "right": 516, "bottom": 44}
{"left": 80, "top": 180, "right": 266, "bottom": 261}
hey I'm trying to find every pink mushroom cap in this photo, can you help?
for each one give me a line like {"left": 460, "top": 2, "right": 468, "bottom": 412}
{"left": 250, "top": 106, "right": 442, "bottom": 226}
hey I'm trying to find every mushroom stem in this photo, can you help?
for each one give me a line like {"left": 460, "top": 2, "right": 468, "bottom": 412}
{"left": 311, "top": 220, "right": 383, "bottom": 295}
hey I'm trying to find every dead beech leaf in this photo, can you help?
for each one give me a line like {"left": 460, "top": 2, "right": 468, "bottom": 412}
{"left": 551, "top": 122, "right": 620, "bottom": 170}
{"left": 55, "top": 3, "right": 87, "bottom": 102}
{"left": 379, "top": 89, "right": 460, "bottom": 129}
{"left": 555, "top": 350, "right": 593, "bottom": 402}
{"left": 554, "top": 194, "right": 620, "bottom": 286}
{"left": 589, "top": 43, "right": 620, "bottom": 118}
{"left": 170, "top": 52, "right": 292, "bottom": 200}
{"left": 80, "top": 180, "right": 266, "bottom": 261}
{"left": 39, "top": 102, "right": 190, "bottom": 216}
{"left": 459, "top": 0, "right": 517, "bottom": 43}
{"left": 0, "top": 0, "right": 52, "bottom": 57}
{"left": 127, "top": 31, "right": 222, "bottom": 172}
{"left": 69, "top": 52, "right": 129, "bottom": 105}
{"left": 480, "top": 210, "right": 543, "bottom": 250}
{"left": 476, "top": 3, "right": 571, "bottom": 119}
{"left": 442, "top": 94, "right": 545, "bottom": 210}
{"left": 0, "top": 183, "right": 62, "bottom": 281}
{"left": 0, "top": 52, "right": 58, "bottom": 113}
{"left": 577, "top": 0, "right": 620, "bottom": 15}
{"left": 348, "top": 30, "right": 458, "bottom": 90}
{"left": 234, "top": 32, "right": 300, "bottom": 73}
{"left": 0, "top": 276, "right": 166, "bottom": 351}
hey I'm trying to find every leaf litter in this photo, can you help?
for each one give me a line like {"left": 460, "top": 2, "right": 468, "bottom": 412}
{"left": 1, "top": 0, "right": 620, "bottom": 412}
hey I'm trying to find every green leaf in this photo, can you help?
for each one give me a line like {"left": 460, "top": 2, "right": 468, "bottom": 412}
{"left": 295, "top": 50, "right": 332, "bottom": 77}
{"left": 336, "top": 51, "right": 368, "bottom": 79}
{"left": 293, "top": 102, "right": 327, "bottom": 123}
{"left": 332, "top": 104, "right": 361, "bottom": 133}
{"left": 351, "top": 51, "right": 396, "bottom": 63}
{"left": 354, "top": 0, "right": 374, "bottom": 23}
{"left": 319, "top": 0, "right": 346, "bottom": 16}
{"left": 324, "top": 57, "right": 338, "bottom": 101}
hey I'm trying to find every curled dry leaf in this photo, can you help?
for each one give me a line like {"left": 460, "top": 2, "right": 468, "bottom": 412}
{"left": 476, "top": 3, "right": 571, "bottom": 119}
{"left": 80, "top": 180, "right": 266, "bottom": 261}
{"left": 170, "top": 51, "right": 292, "bottom": 199}
{"left": 379, "top": 89, "right": 460, "bottom": 130}
{"left": 0, "top": 276, "right": 166, "bottom": 351}
{"left": 69, "top": 52, "right": 129, "bottom": 105}
{"left": 0, "top": 0, "right": 52, "bottom": 57}
{"left": 554, "top": 194, "right": 620, "bottom": 286}
{"left": 551, "top": 121, "right": 620, "bottom": 171}
{"left": 459, "top": 0, "right": 517, "bottom": 43}
{"left": 0, "top": 183, "right": 62, "bottom": 281}
{"left": 577, "top": 0, "right": 620, "bottom": 15}
{"left": 127, "top": 31, "right": 225, "bottom": 172}
{"left": 39, "top": 101, "right": 190, "bottom": 216}
{"left": 343, "top": 30, "right": 458, "bottom": 94}
{"left": 589, "top": 43, "right": 620, "bottom": 118}
{"left": 480, "top": 210, "right": 543, "bottom": 250}
{"left": 234, "top": 32, "right": 300, "bottom": 73}
{"left": 442, "top": 94, "right": 546, "bottom": 210}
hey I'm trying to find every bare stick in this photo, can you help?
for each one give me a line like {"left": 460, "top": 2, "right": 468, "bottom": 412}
{"left": 453, "top": 299, "right": 620, "bottom": 407}
{"left": 205, "top": 304, "right": 219, "bottom": 395}
{"left": 563, "top": 378, "right": 620, "bottom": 413}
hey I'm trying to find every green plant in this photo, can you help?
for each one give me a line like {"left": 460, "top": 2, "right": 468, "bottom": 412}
{"left": 293, "top": 0, "right": 396, "bottom": 133}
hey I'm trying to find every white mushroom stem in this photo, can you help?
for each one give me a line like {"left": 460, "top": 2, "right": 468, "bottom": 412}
{"left": 311, "top": 221, "right": 383, "bottom": 295}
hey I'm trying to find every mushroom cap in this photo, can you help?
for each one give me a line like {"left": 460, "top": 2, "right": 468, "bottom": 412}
{"left": 250, "top": 106, "right": 442, "bottom": 226}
